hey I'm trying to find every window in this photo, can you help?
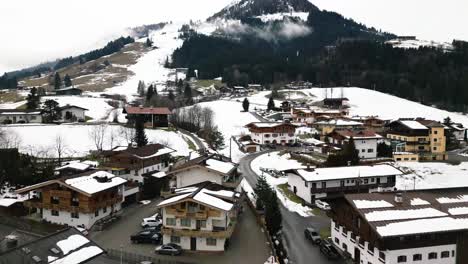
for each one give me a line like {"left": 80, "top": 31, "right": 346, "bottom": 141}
{"left": 371, "top": 178, "right": 375, "bottom": 183}
{"left": 170, "top": 236, "right": 180, "bottom": 243}
{"left": 397, "top": 255, "right": 407, "bottom": 263}
{"left": 51, "top": 196, "right": 59, "bottom": 205}
{"left": 103, "top": 207, "right": 107, "bottom": 213}
{"left": 51, "top": 210, "right": 59, "bottom": 216}
{"left": 265, "top": 134, "right": 271, "bottom": 138}
{"left": 206, "top": 238, "right": 217, "bottom": 246}
{"left": 321, "top": 182, "right": 326, "bottom": 188}
{"left": 428, "top": 252, "right": 437, "bottom": 259}
{"left": 433, "top": 147, "right": 437, "bottom": 151}
{"left": 418, "top": 146, "right": 425, "bottom": 150}
{"left": 452, "top": 250, "right": 455, "bottom": 257}
{"left": 71, "top": 212, "right": 79, "bottom": 219}
{"left": 95, "top": 210, "right": 99, "bottom": 217}
{"left": 305, "top": 182, "right": 308, "bottom": 187}
{"left": 434, "top": 130, "right": 438, "bottom": 134}
{"left": 31, "top": 116, "right": 36, "bottom": 120}
{"left": 364, "top": 179, "right": 369, "bottom": 184}
{"left": 181, "top": 218, "right": 191, "bottom": 227}
{"left": 272, "top": 134, "right": 278, "bottom": 138}
{"left": 334, "top": 238, "right": 339, "bottom": 244}
{"left": 441, "top": 251, "right": 450, "bottom": 258}
{"left": 71, "top": 197, "right": 79, "bottom": 207}
{"left": 342, "top": 243, "right": 347, "bottom": 252}
{"left": 361, "top": 149, "right": 366, "bottom": 153}
{"left": 200, "top": 220, "right": 207, "bottom": 228}
{"left": 434, "top": 138, "right": 438, "bottom": 142}
{"left": 166, "top": 218, "right": 176, "bottom": 226}
{"left": 265, "top": 140, "right": 270, "bottom": 144}
{"left": 379, "top": 252, "right": 386, "bottom": 261}
{"left": 368, "top": 149, "right": 374, "bottom": 153}
{"left": 413, "top": 254, "right": 422, "bottom": 261}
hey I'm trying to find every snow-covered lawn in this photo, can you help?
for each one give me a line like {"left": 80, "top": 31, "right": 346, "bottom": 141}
{"left": 250, "top": 151, "right": 311, "bottom": 216}
{"left": 4, "top": 124, "right": 190, "bottom": 158}
{"left": 395, "top": 162, "right": 468, "bottom": 190}
{"left": 41, "top": 96, "right": 115, "bottom": 121}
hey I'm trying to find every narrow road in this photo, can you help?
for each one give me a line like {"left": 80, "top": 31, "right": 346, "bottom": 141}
{"left": 179, "top": 129, "right": 206, "bottom": 151}
{"left": 250, "top": 112, "right": 270, "bottom": 122}
{"left": 238, "top": 152, "right": 345, "bottom": 264}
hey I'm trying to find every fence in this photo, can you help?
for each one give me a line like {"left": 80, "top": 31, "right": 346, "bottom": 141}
{"left": 105, "top": 248, "right": 195, "bottom": 264}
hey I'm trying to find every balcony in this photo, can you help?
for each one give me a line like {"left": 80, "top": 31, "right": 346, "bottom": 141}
{"left": 161, "top": 223, "right": 235, "bottom": 238}
{"left": 25, "top": 195, "right": 123, "bottom": 214}
{"left": 310, "top": 183, "right": 395, "bottom": 194}
{"left": 165, "top": 208, "right": 210, "bottom": 219}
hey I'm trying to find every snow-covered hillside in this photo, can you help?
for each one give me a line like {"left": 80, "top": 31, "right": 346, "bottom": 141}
{"left": 41, "top": 96, "right": 115, "bottom": 121}
{"left": 396, "top": 162, "right": 468, "bottom": 190}
{"left": 386, "top": 38, "right": 453, "bottom": 51}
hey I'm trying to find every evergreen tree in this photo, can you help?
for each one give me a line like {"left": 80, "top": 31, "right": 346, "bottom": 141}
{"left": 264, "top": 189, "right": 282, "bottom": 235}
{"left": 26, "top": 87, "right": 40, "bottom": 109}
{"left": 54, "top": 72, "right": 62, "bottom": 90}
{"left": 146, "top": 85, "right": 155, "bottom": 102}
{"left": 146, "top": 37, "right": 153, "bottom": 47}
{"left": 168, "top": 90, "right": 175, "bottom": 102}
{"left": 271, "top": 87, "right": 279, "bottom": 99}
{"left": 242, "top": 98, "right": 250, "bottom": 112}
{"left": 134, "top": 116, "right": 148, "bottom": 147}
{"left": 343, "top": 137, "right": 360, "bottom": 165}
{"left": 64, "top": 74, "right": 72, "bottom": 87}
{"left": 377, "top": 142, "right": 393, "bottom": 158}
{"left": 267, "top": 97, "right": 275, "bottom": 111}
{"left": 465, "top": 130, "right": 468, "bottom": 142}
{"left": 137, "top": 80, "right": 146, "bottom": 97}
{"left": 42, "top": 99, "right": 61, "bottom": 123}
{"left": 254, "top": 175, "right": 271, "bottom": 210}
{"left": 176, "top": 79, "right": 184, "bottom": 94}
{"left": 207, "top": 129, "right": 225, "bottom": 150}
{"left": 164, "top": 56, "right": 170, "bottom": 68}
{"left": 184, "top": 83, "right": 193, "bottom": 104}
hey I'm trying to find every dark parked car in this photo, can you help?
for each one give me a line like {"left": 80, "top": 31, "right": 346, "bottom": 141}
{"left": 143, "top": 225, "right": 161, "bottom": 232}
{"left": 320, "top": 240, "right": 340, "bottom": 260}
{"left": 130, "top": 230, "right": 162, "bottom": 244}
{"left": 304, "top": 227, "right": 321, "bottom": 244}
{"left": 155, "top": 243, "right": 182, "bottom": 256}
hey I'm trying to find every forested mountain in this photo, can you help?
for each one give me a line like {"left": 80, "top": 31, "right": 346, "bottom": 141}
{"left": 209, "top": 0, "right": 318, "bottom": 20}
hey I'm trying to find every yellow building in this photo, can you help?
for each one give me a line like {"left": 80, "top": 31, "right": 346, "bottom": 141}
{"left": 387, "top": 119, "right": 447, "bottom": 161}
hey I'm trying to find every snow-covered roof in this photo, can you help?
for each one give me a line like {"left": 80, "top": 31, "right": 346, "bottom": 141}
{"left": 400, "top": 120, "right": 428, "bottom": 130}
{"left": 247, "top": 122, "right": 296, "bottom": 128}
{"left": 56, "top": 162, "right": 91, "bottom": 172}
{"left": 437, "top": 195, "right": 468, "bottom": 204}
{"left": 157, "top": 182, "right": 238, "bottom": 212}
{"left": 410, "top": 198, "right": 430, "bottom": 206}
{"left": 376, "top": 217, "right": 468, "bottom": 237}
{"left": 64, "top": 171, "right": 126, "bottom": 195}
{"left": 133, "top": 147, "right": 174, "bottom": 159}
{"left": 353, "top": 200, "right": 394, "bottom": 209}
{"left": 448, "top": 207, "right": 468, "bottom": 216}
{"left": 50, "top": 246, "right": 103, "bottom": 264}
{"left": 315, "top": 119, "right": 363, "bottom": 126}
{"left": 365, "top": 208, "right": 447, "bottom": 222}
{"left": 206, "top": 158, "right": 236, "bottom": 174}
{"left": 291, "top": 164, "right": 403, "bottom": 182}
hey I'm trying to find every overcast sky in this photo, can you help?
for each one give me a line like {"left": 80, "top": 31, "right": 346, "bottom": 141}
{"left": 1, "top": 0, "right": 467, "bottom": 74}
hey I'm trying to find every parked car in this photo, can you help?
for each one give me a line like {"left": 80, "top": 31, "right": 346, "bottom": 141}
{"left": 143, "top": 225, "right": 161, "bottom": 232}
{"left": 304, "top": 227, "right": 321, "bottom": 244}
{"left": 141, "top": 213, "right": 162, "bottom": 228}
{"left": 315, "top": 200, "right": 331, "bottom": 211}
{"left": 320, "top": 240, "right": 340, "bottom": 260}
{"left": 155, "top": 243, "right": 182, "bottom": 256}
{"left": 139, "top": 261, "right": 154, "bottom": 264}
{"left": 130, "top": 230, "right": 162, "bottom": 244}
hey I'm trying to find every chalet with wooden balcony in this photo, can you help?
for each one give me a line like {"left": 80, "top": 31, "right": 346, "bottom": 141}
{"left": 330, "top": 188, "right": 468, "bottom": 264}
{"left": 386, "top": 119, "right": 447, "bottom": 161}
{"left": 286, "top": 164, "right": 402, "bottom": 203}
{"left": 157, "top": 182, "right": 241, "bottom": 252}
{"left": 15, "top": 171, "right": 127, "bottom": 229}
{"left": 314, "top": 118, "right": 363, "bottom": 136}
{"left": 100, "top": 144, "right": 175, "bottom": 184}
{"left": 157, "top": 153, "right": 240, "bottom": 193}
{"left": 246, "top": 122, "right": 297, "bottom": 145}
{"left": 346, "top": 116, "right": 386, "bottom": 133}
{"left": 123, "top": 106, "right": 171, "bottom": 128}
{"left": 290, "top": 107, "right": 348, "bottom": 124}
{"left": 328, "top": 129, "right": 383, "bottom": 159}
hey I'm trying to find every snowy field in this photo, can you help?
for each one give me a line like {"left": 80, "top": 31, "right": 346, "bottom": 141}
{"left": 4, "top": 124, "right": 190, "bottom": 158}
{"left": 395, "top": 162, "right": 468, "bottom": 190}
{"left": 41, "top": 96, "right": 115, "bottom": 121}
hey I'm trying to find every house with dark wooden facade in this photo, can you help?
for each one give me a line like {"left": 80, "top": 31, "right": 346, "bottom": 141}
{"left": 123, "top": 106, "right": 171, "bottom": 128}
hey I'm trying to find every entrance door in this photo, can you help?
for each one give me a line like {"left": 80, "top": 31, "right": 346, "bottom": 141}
{"left": 196, "top": 220, "right": 201, "bottom": 230}
{"left": 190, "top": 237, "right": 197, "bottom": 251}
{"left": 354, "top": 247, "right": 361, "bottom": 263}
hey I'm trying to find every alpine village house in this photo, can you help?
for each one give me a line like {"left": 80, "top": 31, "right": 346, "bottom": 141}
{"left": 123, "top": 106, "right": 171, "bottom": 128}
{"left": 245, "top": 122, "right": 297, "bottom": 145}
{"left": 331, "top": 188, "right": 468, "bottom": 264}
{"left": 157, "top": 181, "right": 241, "bottom": 252}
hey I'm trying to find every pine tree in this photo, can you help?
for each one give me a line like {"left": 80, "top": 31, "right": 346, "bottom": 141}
{"left": 264, "top": 189, "right": 282, "bottom": 235}
{"left": 267, "top": 97, "right": 275, "bottom": 111}
{"left": 64, "top": 74, "right": 72, "bottom": 87}
{"left": 54, "top": 72, "right": 62, "bottom": 90}
{"left": 168, "top": 90, "right": 175, "bottom": 101}
{"left": 134, "top": 116, "right": 148, "bottom": 147}
{"left": 254, "top": 175, "right": 271, "bottom": 210}
{"left": 146, "top": 37, "right": 153, "bottom": 47}
{"left": 242, "top": 98, "right": 250, "bottom": 112}
{"left": 43, "top": 99, "right": 61, "bottom": 123}
{"left": 207, "top": 129, "right": 225, "bottom": 150}
{"left": 164, "top": 56, "right": 170, "bottom": 68}
{"left": 26, "top": 87, "right": 40, "bottom": 109}
{"left": 184, "top": 83, "right": 193, "bottom": 104}
{"left": 137, "top": 80, "right": 146, "bottom": 97}
{"left": 343, "top": 137, "right": 360, "bottom": 165}
{"left": 146, "top": 85, "right": 154, "bottom": 102}
{"left": 176, "top": 79, "right": 184, "bottom": 94}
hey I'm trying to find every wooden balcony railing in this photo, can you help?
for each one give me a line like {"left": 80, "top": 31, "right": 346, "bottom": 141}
{"left": 24, "top": 196, "right": 123, "bottom": 214}
{"left": 160, "top": 224, "right": 235, "bottom": 238}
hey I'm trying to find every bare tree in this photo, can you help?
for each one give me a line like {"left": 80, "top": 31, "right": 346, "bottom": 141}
{"left": 0, "top": 128, "right": 22, "bottom": 149}
{"left": 108, "top": 126, "right": 118, "bottom": 149}
{"left": 119, "top": 126, "right": 135, "bottom": 146}
{"left": 88, "top": 124, "right": 108, "bottom": 151}
{"left": 54, "top": 134, "right": 67, "bottom": 164}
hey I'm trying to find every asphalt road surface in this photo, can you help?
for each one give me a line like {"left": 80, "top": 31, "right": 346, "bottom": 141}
{"left": 239, "top": 152, "right": 346, "bottom": 264}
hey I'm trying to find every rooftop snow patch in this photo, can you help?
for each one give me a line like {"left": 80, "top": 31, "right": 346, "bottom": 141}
{"left": 194, "top": 190, "right": 233, "bottom": 211}
{"left": 437, "top": 195, "right": 468, "bottom": 204}
{"left": 376, "top": 217, "right": 468, "bottom": 237}
{"left": 294, "top": 164, "right": 403, "bottom": 182}
{"left": 410, "top": 198, "right": 431, "bottom": 206}
{"left": 400, "top": 120, "right": 428, "bottom": 130}
{"left": 157, "top": 193, "right": 192, "bottom": 207}
{"left": 206, "top": 159, "right": 235, "bottom": 174}
{"left": 56, "top": 234, "right": 90, "bottom": 255}
{"left": 64, "top": 171, "right": 126, "bottom": 195}
{"left": 50, "top": 246, "right": 103, "bottom": 264}
{"left": 354, "top": 200, "right": 394, "bottom": 209}
{"left": 365, "top": 208, "right": 447, "bottom": 222}
{"left": 449, "top": 207, "right": 468, "bottom": 216}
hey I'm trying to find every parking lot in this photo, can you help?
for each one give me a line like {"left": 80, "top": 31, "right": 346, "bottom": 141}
{"left": 90, "top": 198, "right": 271, "bottom": 264}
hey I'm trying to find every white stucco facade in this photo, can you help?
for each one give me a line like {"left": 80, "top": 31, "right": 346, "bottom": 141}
{"left": 331, "top": 221, "right": 457, "bottom": 264}
{"left": 111, "top": 162, "right": 170, "bottom": 183}
{"left": 331, "top": 137, "right": 378, "bottom": 159}
{"left": 42, "top": 202, "right": 122, "bottom": 229}
{"left": 0, "top": 112, "right": 42, "bottom": 124}
{"left": 250, "top": 132, "right": 296, "bottom": 145}
{"left": 60, "top": 106, "right": 86, "bottom": 121}
{"left": 174, "top": 168, "right": 223, "bottom": 188}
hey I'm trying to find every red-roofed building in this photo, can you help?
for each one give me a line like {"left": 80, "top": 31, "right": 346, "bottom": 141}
{"left": 123, "top": 106, "right": 171, "bottom": 128}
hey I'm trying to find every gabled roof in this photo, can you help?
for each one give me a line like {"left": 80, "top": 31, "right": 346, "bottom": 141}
{"left": 157, "top": 182, "right": 239, "bottom": 211}
{"left": 245, "top": 122, "right": 297, "bottom": 129}
{"left": 55, "top": 87, "right": 83, "bottom": 92}
{"left": 315, "top": 119, "right": 363, "bottom": 126}
{"left": 122, "top": 144, "right": 175, "bottom": 159}
{"left": 58, "top": 105, "right": 88, "bottom": 111}
{"left": 0, "top": 227, "right": 105, "bottom": 264}
{"left": 123, "top": 106, "right": 171, "bottom": 115}
{"left": 0, "top": 109, "right": 42, "bottom": 115}
{"left": 331, "top": 129, "right": 383, "bottom": 139}
{"left": 16, "top": 171, "right": 126, "bottom": 197}
{"left": 165, "top": 154, "right": 237, "bottom": 176}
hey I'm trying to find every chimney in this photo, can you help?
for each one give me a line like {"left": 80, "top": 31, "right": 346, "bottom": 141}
{"left": 394, "top": 193, "right": 403, "bottom": 204}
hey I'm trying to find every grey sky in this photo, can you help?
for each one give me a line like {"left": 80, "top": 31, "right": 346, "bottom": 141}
{"left": 1, "top": 0, "right": 466, "bottom": 74}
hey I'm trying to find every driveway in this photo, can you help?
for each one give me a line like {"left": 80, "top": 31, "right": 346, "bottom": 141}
{"left": 90, "top": 199, "right": 270, "bottom": 264}
{"left": 239, "top": 153, "right": 346, "bottom": 264}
